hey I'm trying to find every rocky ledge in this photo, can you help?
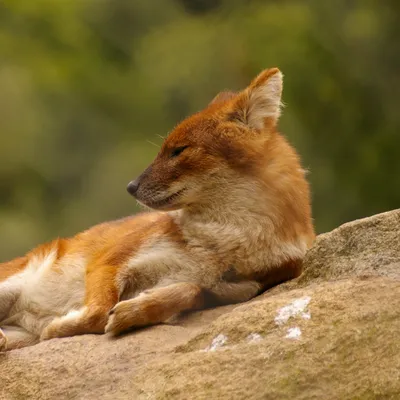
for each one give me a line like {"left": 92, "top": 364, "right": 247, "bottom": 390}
{"left": 2, "top": 209, "right": 400, "bottom": 400}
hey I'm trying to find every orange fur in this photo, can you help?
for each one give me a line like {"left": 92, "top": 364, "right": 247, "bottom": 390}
{"left": 0, "top": 256, "right": 28, "bottom": 282}
{"left": 0, "top": 68, "right": 315, "bottom": 350}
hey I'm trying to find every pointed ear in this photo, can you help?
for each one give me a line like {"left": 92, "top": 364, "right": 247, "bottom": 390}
{"left": 229, "top": 68, "right": 283, "bottom": 130}
{"left": 209, "top": 91, "right": 237, "bottom": 106}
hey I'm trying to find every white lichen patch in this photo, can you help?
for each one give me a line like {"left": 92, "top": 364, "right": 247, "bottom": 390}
{"left": 202, "top": 334, "right": 227, "bottom": 352}
{"left": 285, "top": 327, "right": 302, "bottom": 340}
{"left": 275, "top": 296, "right": 311, "bottom": 325}
{"left": 246, "top": 333, "right": 263, "bottom": 343}
{"left": 301, "top": 311, "right": 311, "bottom": 320}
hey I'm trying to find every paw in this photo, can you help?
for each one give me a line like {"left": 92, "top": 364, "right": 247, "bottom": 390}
{"left": 40, "top": 309, "right": 87, "bottom": 340}
{"left": 105, "top": 300, "right": 144, "bottom": 336}
{"left": 40, "top": 318, "right": 62, "bottom": 341}
{"left": 0, "top": 328, "right": 8, "bottom": 351}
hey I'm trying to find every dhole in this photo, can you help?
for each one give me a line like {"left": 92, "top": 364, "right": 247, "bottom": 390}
{"left": 0, "top": 68, "right": 315, "bottom": 351}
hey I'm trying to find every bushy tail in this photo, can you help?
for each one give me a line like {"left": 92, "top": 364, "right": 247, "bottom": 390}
{"left": 0, "top": 256, "right": 28, "bottom": 283}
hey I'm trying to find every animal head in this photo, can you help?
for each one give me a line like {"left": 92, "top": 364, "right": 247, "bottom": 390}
{"left": 127, "top": 68, "right": 283, "bottom": 211}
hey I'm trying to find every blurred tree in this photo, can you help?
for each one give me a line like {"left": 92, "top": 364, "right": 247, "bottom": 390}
{"left": 0, "top": 0, "right": 399, "bottom": 261}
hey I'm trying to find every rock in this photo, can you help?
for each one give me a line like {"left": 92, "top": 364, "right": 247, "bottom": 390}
{"left": 137, "top": 278, "right": 400, "bottom": 400}
{"left": 1, "top": 209, "right": 400, "bottom": 400}
{"left": 298, "top": 208, "right": 400, "bottom": 285}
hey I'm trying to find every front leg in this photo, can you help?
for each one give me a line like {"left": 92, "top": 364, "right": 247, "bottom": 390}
{"left": 105, "top": 282, "right": 204, "bottom": 335}
{"left": 41, "top": 263, "right": 119, "bottom": 340}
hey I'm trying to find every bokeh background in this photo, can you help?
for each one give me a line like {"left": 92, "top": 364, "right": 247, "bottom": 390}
{"left": 1, "top": 0, "right": 399, "bottom": 261}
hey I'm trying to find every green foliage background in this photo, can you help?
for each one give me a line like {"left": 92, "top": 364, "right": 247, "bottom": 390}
{"left": 0, "top": 0, "right": 399, "bottom": 261}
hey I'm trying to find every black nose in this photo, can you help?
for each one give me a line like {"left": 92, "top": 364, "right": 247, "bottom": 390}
{"left": 127, "top": 179, "right": 139, "bottom": 196}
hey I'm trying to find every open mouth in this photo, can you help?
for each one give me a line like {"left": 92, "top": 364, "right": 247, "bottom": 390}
{"left": 145, "top": 188, "right": 186, "bottom": 209}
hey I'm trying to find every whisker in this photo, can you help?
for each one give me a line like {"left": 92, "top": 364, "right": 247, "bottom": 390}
{"left": 147, "top": 140, "right": 160, "bottom": 148}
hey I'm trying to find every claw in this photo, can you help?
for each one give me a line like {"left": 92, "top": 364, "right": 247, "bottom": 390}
{"left": 0, "top": 328, "right": 8, "bottom": 351}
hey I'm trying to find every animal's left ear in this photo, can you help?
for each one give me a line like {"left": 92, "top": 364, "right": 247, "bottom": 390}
{"left": 209, "top": 91, "right": 237, "bottom": 106}
{"left": 229, "top": 68, "right": 283, "bottom": 130}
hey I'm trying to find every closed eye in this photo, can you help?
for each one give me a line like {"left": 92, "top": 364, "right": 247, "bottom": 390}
{"left": 170, "top": 145, "right": 189, "bottom": 158}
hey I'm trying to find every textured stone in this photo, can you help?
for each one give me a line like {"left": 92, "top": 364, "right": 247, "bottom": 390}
{"left": 298, "top": 208, "right": 400, "bottom": 284}
{"left": 2, "top": 209, "right": 400, "bottom": 400}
